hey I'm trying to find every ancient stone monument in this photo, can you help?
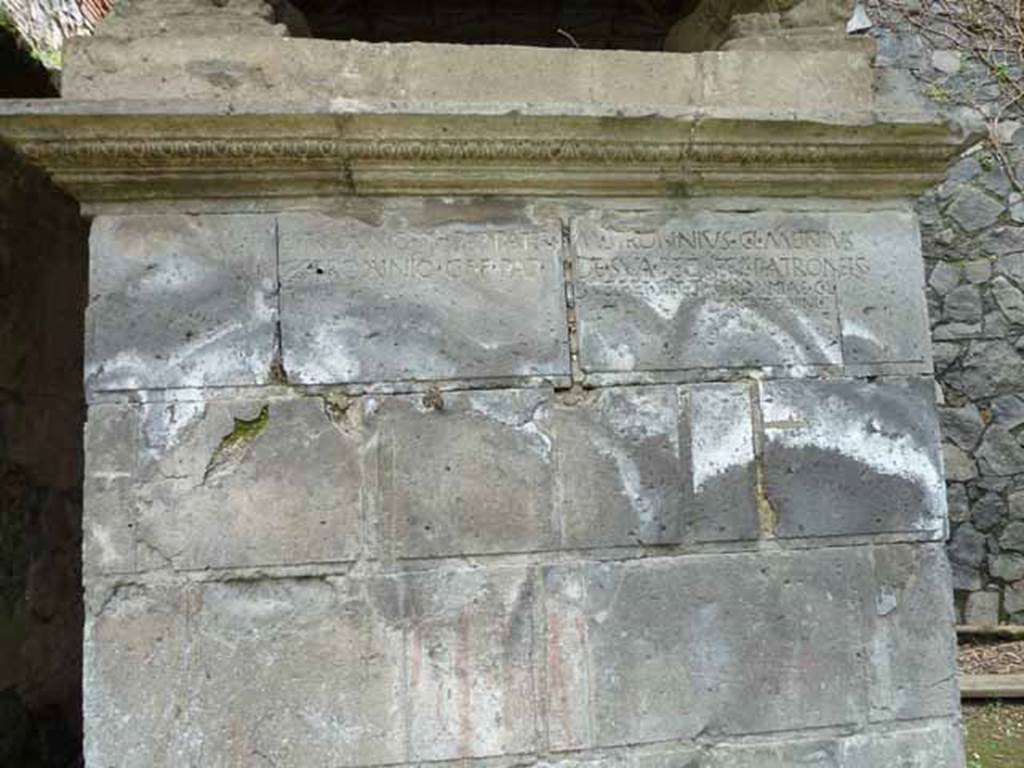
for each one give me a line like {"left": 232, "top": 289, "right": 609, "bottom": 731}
{"left": 0, "top": 0, "right": 969, "bottom": 765}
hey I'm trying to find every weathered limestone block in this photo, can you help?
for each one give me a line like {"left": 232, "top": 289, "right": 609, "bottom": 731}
{"left": 185, "top": 578, "right": 406, "bottom": 767}
{"left": 543, "top": 548, "right": 872, "bottom": 751}
{"left": 83, "top": 584, "right": 191, "bottom": 767}
{"left": 84, "top": 566, "right": 538, "bottom": 767}
{"left": 835, "top": 212, "right": 931, "bottom": 368}
{"left": 572, "top": 208, "right": 929, "bottom": 381}
{"left": 86, "top": 215, "right": 278, "bottom": 392}
{"left": 684, "top": 383, "right": 760, "bottom": 541}
{"left": 83, "top": 404, "right": 137, "bottom": 575}
{"left": 391, "top": 567, "right": 539, "bottom": 761}
{"left": 869, "top": 544, "right": 960, "bottom": 721}
{"left": 375, "top": 388, "right": 557, "bottom": 559}
{"left": 664, "top": 0, "right": 853, "bottom": 53}
{"left": 278, "top": 208, "right": 570, "bottom": 385}
{"left": 664, "top": 0, "right": 800, "bottom": 52}
{"left": 375, "top": 383, "right": 760, "bottom": 556}
{"left": 760, "top": 379, "right": 947, "bottom": 539}
{"left": 837, "top": 723, "right": 964, "bottom": 768}
{"left": 84, "top": 396, "right": 364, "bottom": 573}
{"left": 549, "top": 386, "right": 685, "bottom": 548}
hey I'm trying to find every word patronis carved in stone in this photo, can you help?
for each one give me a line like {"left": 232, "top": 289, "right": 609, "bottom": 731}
{"left": 573, "top": 222, "right": 872, "bottom": 311}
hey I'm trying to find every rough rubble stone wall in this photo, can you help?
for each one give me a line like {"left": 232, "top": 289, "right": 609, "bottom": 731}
{"left": 0, "top": 108, "right": 87, "bottom": 768}
{"left": 870, "top": 2, "right": 1024, "bottom": 625}
{"left": 82, "top": 198, "right": 963, "bottom": 767}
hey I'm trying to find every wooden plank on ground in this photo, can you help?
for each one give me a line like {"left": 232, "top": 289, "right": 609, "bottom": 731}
{"left": 958, "top": 625, "right": 1024, "bottom": 639}
{"left": 961, "top": 674, "right": 1024, "bottom": 699}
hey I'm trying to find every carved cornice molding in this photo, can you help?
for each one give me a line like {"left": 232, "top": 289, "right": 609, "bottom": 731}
{"left": 0, "top": 106, "right": 966, "bottom": 202}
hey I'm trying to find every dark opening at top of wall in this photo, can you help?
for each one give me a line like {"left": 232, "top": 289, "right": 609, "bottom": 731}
{"left": 292, "top": 0, "right": 697, "bottom": 50}
{"left": 0, "top": 26, "right": 57, "bottom": 97}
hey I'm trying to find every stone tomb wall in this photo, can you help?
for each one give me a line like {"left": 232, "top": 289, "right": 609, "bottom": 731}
{"left": 82, "top": 198, "right": 963, "bottom": 767}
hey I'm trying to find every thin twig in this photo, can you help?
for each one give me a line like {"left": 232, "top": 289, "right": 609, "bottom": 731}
{"left": 555, "top": 27, "right": 580, "bottom": 48}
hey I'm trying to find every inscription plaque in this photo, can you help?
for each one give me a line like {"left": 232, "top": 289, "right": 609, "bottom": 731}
{"left": 279, "top": 210, "right": 571, "bottom": 384}
{"left": 572, "top": 209, "right": 929, "bottom": 377}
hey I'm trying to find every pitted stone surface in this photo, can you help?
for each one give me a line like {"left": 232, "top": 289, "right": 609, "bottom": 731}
{"left": 834, "top": 211, "right": 931, "bottom": 367}
{"left": 760, "top": 378, "right": 947, "bottom": 539}
{"left": 549, "top": 386, "right": 685, "bottom": 548}
{"left": 375, "top": 388, "right": 557, "bottom": 559}
{"left": 278, "top": 207, "right": 570, "bottom": 384}
{"left": 86, "top": 215, "right": 278, "bottom": 392}
{"left": 83, "top": 584, "right": 190, "bottom": 768}
{"left": 78, "top": 197, "right": 960, "bottom": 765}
{"left": 684, "top": 383, "right": 760, "bottom": 542}
{"left": 869, "top": 544, "right": 960, "bottom": 721}
{"left": 571, "top": 209, "right": 929, "bottom": 377}
{"left": 543, "top": 548, "right": 873, "bottom": 751}
{"left": 83, "top": 404, "right": 138, "bottom": 576}
{"left": 701, "top": 721, "right": 963, "bottom": 767}
{"left": 85, "top": 567, "right": 538, "bottom": 767}
{"left": 82, "top": 531, "right": 960, "bottom": 767}
{"left": 84, "top": 397, "right": 364, "bottom": 573}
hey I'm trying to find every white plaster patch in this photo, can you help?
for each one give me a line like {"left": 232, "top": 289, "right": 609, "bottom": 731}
{"left": 89, "top": 526, "right": 126, "bottom": 569}
{"left": 601, "top": 388, "right": 678, "bottom": 442}
{"left": 590, "top": 431, "right": 657, "bottom": 534}
{"left": 466, "top": 392, "right": 552, "bottom": 459}
{"left": 636, "top": 282, "right": 687, "bottom": 321}
{"left": 140, "top": 399, "right": 207, "bottom": 458}
{"left": 690, "top": 384, "right": 755, "bottom": 492}
{"left": 291, "top": 324, "right": 363, "bottom": 384}
{"left": 602, "top": 339, "right": 636, "bottom": 371}
{"left": 762, "top": 387, "right": 947, "bottom": 528}
{"left": 876, "top": 586, "right": 900, "bottom": 617}
{"left": 87, "top": 318, "right": 260, "bottom": 391}
{"left": 840, "top": 316, "right": 883, "bottom": 352}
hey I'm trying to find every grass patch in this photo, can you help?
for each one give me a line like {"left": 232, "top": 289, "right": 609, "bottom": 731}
{"left": 965, "top": 702, "right": 1024, "bottom": 767}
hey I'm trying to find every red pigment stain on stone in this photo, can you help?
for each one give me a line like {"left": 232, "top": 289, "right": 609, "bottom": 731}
{"left": 410, "top": 630, "right": 422, "bottom": 689}
{"left": 546, "top": 612, "right": 573, "bottom": 743}
{"left": 457, "top": 610, "right": 473, "bottom": 756}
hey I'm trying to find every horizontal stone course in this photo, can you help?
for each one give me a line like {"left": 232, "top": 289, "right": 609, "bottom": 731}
{"left": 85, "top": 205, "right": 935, "bottom": 395}
{"left": 83, "top": 377, "right": 946, "bottom": 575}
{"left": 83, "top": 544, "right": 958, "bottom": 767}
{"left": 84, "top": 384, "right": 949, "bottom": 583}
{"left": 62, "top": 37, "right": 874, "bottom": 113}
